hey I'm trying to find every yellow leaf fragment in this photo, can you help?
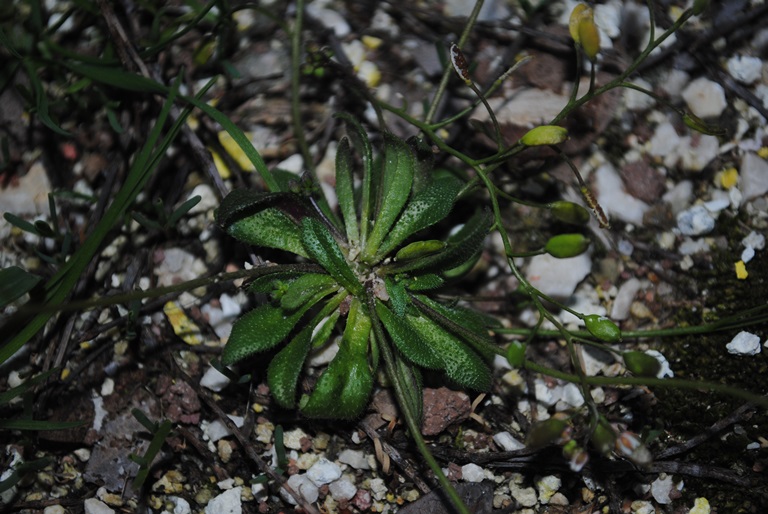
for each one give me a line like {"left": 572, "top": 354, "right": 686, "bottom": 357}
{"left": 209, "top": 148, "right": 231, "bottom": 180}
{"left": 163, "top": 301, "right": 203, "bottom": 345}
{"left": 690, "top": 497, "right": 710, "bottom": 514}
{"left": 218, "top": 131, "right": 256, "bottom": 172}
{"left": 60, "top": 368, "right": 71, "bottom": 380}
{"left": 735, "top": 260, "right": 748, "bottom": 280}
{"left": 758, "top": 146, "right": 768, "bottom": 159}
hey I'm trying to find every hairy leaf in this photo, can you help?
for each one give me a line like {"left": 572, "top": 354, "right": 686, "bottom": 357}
{"left": 267, "top": 327, "right": 313, "bottom": 408}
{"left": 301, "top": 217, "right": 362, "bottom": 295}
{"left": 225, "top": 207, "right": 308, "bottom": 257}
{"left": 376, "top": 177, "right": 462, "bottom": 259}
{"left": 280, "top": 273, "right": 338, "bottom": 311}
{"left": 335, "top": 137, "right": 359, "bottom": 245}
{"left": 376, "top": 301, "right": 442, "bottom": 369}
{"left": 363, "top": 133, "right": 414, "bottom": 260}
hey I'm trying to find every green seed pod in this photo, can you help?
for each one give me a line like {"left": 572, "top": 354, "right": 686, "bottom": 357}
{"left": 526, "top": 418, "right": 568, "bottom": 448}
{"left": 692, "top": 0, "right": 709, "bottom": 15}
{"left": 521, "top": 125, "right": 568, "bottom": 146}
{"left": 548, "top": 201, "right": 591, "bottom": 226}
{"left": 568, "top": 4, "right": 590, "bottom": 43}
{"left": 544, "top": 233, "right": 590, "bottom": 258}
{"left": 682, "top": 112, "right": 725, "bottom": 136}
{"left": 395, "top": 240, "right": 446, "bottom": 261}
{"left": 623, "top": 351, "right": 662, "bottom": 377}
{"left": 506, "top": 341, "right": 527, "bottom": 368}
{"left": 578, "top": 14, "right": 601, "bottom": 62}
{"left": 583, "top": 314, "right": 622, "bottom": 343}
{"left": 591, "top": 418, "right": 616, "bottom": 455}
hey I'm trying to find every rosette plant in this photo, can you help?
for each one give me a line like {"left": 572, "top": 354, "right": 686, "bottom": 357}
{"left": 216, "top": 119, "right": 499, "bottom": 421}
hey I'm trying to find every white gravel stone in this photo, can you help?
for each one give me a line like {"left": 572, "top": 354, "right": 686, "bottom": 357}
{"left": 677, "top": 135, "right": 720, "bottom": 172}
{"left": 525, "top": 253, "right": 591, "bottom": 298}
{"left": 727, "top": 55, "right": 763, "bottom": 85}
{"left": 741, "top": 153, "right": 768, "bottom": 200}
{"left": 84, "top": 499, "right": 115, "bottom": 514}
{"left": 169, "top": 496, "right": 192, "bottom": 514}
{"left": 651, "top": 474, "right": 682, "bottom": 504}
{"left": 307, "top": 457, "right": 342, "bottom": 486}
{"left": 726, "top": 331, "right": 762, "bottom": 356}
{"left": 509, "top": 482, "right": 537, "bottom": 507}
{"left": 338, "top": 449, "right": 371, "bottom": 470}
{"left": 611, "top": 278, "right": 642, "bottom": 320}
{"left": 100, "top": 377, "right": 114, "bottom": 396}
{"left": 328, "top": 478, "right": 358, "bottom": 501}
{"left": 369, "top": 478, "right": 388, "bottom": 501}
{"left": 200, "top": 366, "right": 231, "bottom": 392}
{"left": 537, "top": 475, "right": 562, "bottom": 504}
{"left": 283, "top": 428, "right": 309, "bottom": 450}
{"left": 493, "top": 431, "right": 525, "bottom": 452}
{"left": 682, "top": 78, "right": 727, "bottom": 118}
{"left": 649, "top": 122, "right": 681, "bottom": 165}
{"left": 646, "top": 350, "right": 674, "bottom": 378}
{"left": 186, "top": 184, "right": 217, "bottom": 214}
{"left": 594, "top": 163, "right": 649, "bottom": 225}
{"left": 663, "top": 180, "right": 693, "bottom": 214}
{"left": 306, "top": 2, "right": 350, "bottom": 37}
{"left": 630, "top": 500, "right": 655, "bottom": 514}
{"left": 282, "top": 475, "right": 318, "bottom": 505}
{"left": 44, "top": 507, "right": 66, "bottom": 514}
{"left": 676, "top": 205, "right": 716, "bottom": 236}
{"left": 461, "top": 463, "right": 487, "bottom": 482}
{"left": 0, "top": 162, "right": 51, "bottom": 217}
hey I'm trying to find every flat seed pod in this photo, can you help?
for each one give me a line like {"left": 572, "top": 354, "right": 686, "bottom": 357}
{"left": 584, "top": 314, "right": 622, "bottom": 343}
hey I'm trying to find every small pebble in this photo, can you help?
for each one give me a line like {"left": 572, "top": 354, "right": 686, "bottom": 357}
{"left": 83, "top": 499, "right": 115, "bottom": 514}
{"left": 307, "top": 457, "right": 342, "bottom": 486}
{"left": 682, "top": 78, "right": 727, "bottom": 118}
{"left": 168, "top": 496, "right": 192, "bottom": 514}
{"left": 646, "top": 350, "right": 674, "bottom": 378}
{"left": 338, "top": 449, "right": 371, "bottom": 470}
{"left": 630, "top": 500, "right": 655, "bottom": 514}
{"left": 460, "top": 463, "right": 487, "bottom": 482}
{"left": 727, "top": 55, "right": 763, "bottom": 85}
{"left": 611, "top": 278, "right": 642, "bottom": 320}
{"left": 650, "top": 474, "right": 682, "bottom": 504}
{"left": 283, "top": 428, "right": 310, "bottom": 450}
{"left": 282, "top": 475, "right": 318, "bottom": 505}
{"left": 493, "top": 431, "right": 525, "bottom": 452}
{"left": 509, "top": 482, "right": 537, "bottom": 508}
{"left": 44, "top": 507, "right": 66, "bottom": 514}
{"left": 200, "top": 366, "right": 231, "bottom": 392}
{"left": 537, "top": 475, "right": 561, "bottom": 504}
{"left": 525, "top": 253, "right": 592, "bottom": 298}
{"left": 741, "top": 153, "right": 768, "bottom": 200}
{"left": 368, "top": 478, "right": 388, "bottom": 501}
{"left": 205, "top": 487, "right": 242, "bottom": 514}
{"left": 329, "top": 478, "right": 358, "bottom": 501}
{"left": 690, "top": 497, "right": 711, "bottom": 514}
{"left": 726, "top": 331, "right": 761, "bottom": 356}
{"left": 676, "top": 205, "right": 715, "bottom": 236}
{"left": 100, "top": 377, "right": 114, "bottom": 396}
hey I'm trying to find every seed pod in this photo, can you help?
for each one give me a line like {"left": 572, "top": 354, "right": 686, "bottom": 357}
{"left": 583, "top": 314, "right": 622, "bottom": 343}
{"left": 548, "top": 201, "right": 591, "bottom": 226}
{"left": 544, "top": 233, "right": 590, "bottom": 258}
{"left": 682, "top": 112, "right": 725, "bottom": 136}
{"left": 623, "top": 351, "right": 662, "bottom": 377}
{"left": 569, "top": 4, "right": 600, "bottom": 61}
{"left": 591, "top": 418, "right": 616, "bottom": 455}
{"left": 521, "top": 125, "right": 568, "bottom": 146}
{"left": 449, "top": 43, "right": 472, "bottom": 85}
{"left": 526, "top": 418, "right": 568, "bottom": 448}
{"left": 506, "top": 341, "right": 526, "bottom": 368}
{"left": 568, "top": 4, "right": 590, "bottom": 43}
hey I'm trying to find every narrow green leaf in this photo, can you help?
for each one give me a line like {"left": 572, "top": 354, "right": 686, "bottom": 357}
{"left": 335, "top": 137, "right": 359, "bottom": 245}
{"left": 301, "top": 217, "right": 362, "bottom": 295}
{"left": 388, "top": 210, "right": 491, "bottom": 275}
{"left": 280, "top": 273, "right": 338, "bottom": 311}
{"left": 395, "top": 240, "right": 446, "bottom": 262}
{"left": 406, "top": 136, "right": 436, "bottom": 195}
{"left": 3, "top": 212, "right": 40, "bottom": 235}
{"left": 376, "top": 176, "right": 462, "bottom": 259}
{"left": 403, "top": 273, "right": 445, "bottom": 291}
{"left": 384, "top": 277, "right": 409, "bottom": 317}
{"left": 300, "top": 299, "right": 373, "bottom": 419}
{"left": 268, "top": 327, "right": 313, "bottom": 408}
{"left": 168, "top": 195, "right": 202, "bottom": 226}
{"left": 395, "top": 351, "right": 423, "bottom": 423}
{"left": 0, "top": 266, "right": 42, "bottom": 308}
{"left": 227, "top": 208, "right": 308, "bottom": 258}
{"left": 363, "top": 133, "right": 415, "bottom": 261}
{"left": 334, "top": 113, "right": 373, "bottom": 243}
{"left": 407, "top": 314, "right": 492, "bottom": 391}
{"left": 376, "top": 300, "right": 442, "bottom": 369}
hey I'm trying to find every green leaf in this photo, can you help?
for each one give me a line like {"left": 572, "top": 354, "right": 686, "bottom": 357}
{"left": 395, "top": 240, "right": 446, "bottom": 262}
{"left": 384, "top": 277, "right": 409, "bottom": 317}
{"left": 222, "top": 303, "right": 302, "bottom": 365}
{"left": 389, "top": 210, "right": 491, "bottom": 275}
{"left": 407, "top": 314, "right": 492, "bottom": 391}
{"left": 376, "top": 177, "right": 462, "bottom": 259}
{"left": 3, "top": 212, "right": 40, "bottom": 235}
{"left": 280, "top": 273, "right": 338, "bottom": 311}
{"left": 406, "top": 136, "right": 436, "bottom": 195}
{"left": 403, "top": 273, "right": 445, "bottom": 291}
{"left": 376, "top": 301, "right": 442, "bottom": 369}
{"left": 301, "top": 217, "right": 362, "bottom": 295}
{"left": 363, "top": 133, "right": 415, "bottom": 261}
{"left": 168, "top": 195, "right": 202, "bottom": 226}
{"left": 335, "top": 137, "right": 359, "bottom": 245}
{"left": 268, "top": 327, "right": 313, "bottom": 408}
{"left": 228, "top": 208, "right": 308, "bottom": 257}
{"left": 311, "top": 308, "right": 341, "bottom": 348}
{"left": 335, "top": 113, "right": 373, "bottom": 242}
{"left": 300, "top": 299, "right": 373, "bottom": 419}
{"left": 0, "top": 266, "right": 42, "bottom": 308}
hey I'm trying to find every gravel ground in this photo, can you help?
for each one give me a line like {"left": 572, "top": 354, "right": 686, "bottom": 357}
{"left": 1, "top": 1, "right": 767, "bottom": 513}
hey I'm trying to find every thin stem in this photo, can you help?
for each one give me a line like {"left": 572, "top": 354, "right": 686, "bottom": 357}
{"left": 424, "top": 0, "right": 485, "bottom": 125}
{"left": 290, "top": 0, "right": 314, "bottom": 175}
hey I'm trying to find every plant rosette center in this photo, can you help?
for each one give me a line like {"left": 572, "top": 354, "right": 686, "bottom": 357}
{"left": 215, "top": 125, "right": 499, "bottom": 419}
